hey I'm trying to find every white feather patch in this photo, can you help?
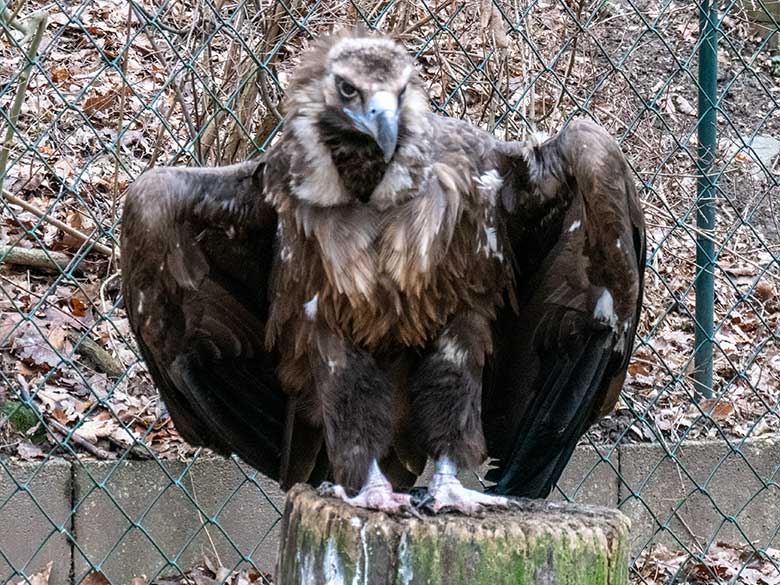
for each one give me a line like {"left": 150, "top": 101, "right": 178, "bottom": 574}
{"left": 594, "top": 289, "right": 617, "bottom": 328}
{"left": 298, "top": 550, "right": 316, "bottom": 585}
{"left": 474, "top": 169, "right": 503, "bottom": 200}
{"left": 568, "top": 220, "right": 582, "bottom": 232}
{"left": 477, "top": 225, "right": 503, "bottom": 261}
{"left": 439, "top": 338, "right": 467, "bottom": 367}
{"left": 303, "top": 294, "right": 319, "bottom": 320}
{"left": 276, "top": 222, "right": 293, "bottom": 262}
{"left": 614, "top": 321, "right": 632, "bottom": 353}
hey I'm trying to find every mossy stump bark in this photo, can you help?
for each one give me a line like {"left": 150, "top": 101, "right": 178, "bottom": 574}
{"left": 276, "top": 485, "right": 631, "bottom": 585}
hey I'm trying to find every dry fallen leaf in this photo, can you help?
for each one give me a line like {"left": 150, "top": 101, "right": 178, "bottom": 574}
{"left": 70, "top": 295, "right": 88, "bottom": 317}
{"left": 51, "top": 64, "right": 70, "bottom": 83}
{"left": 82, "top": 571, "right": 110, "bottom": 585}
{"left": 754, "top": 281, "right": 774, "bottom": 302}
{"left": 675, "top": 95, "right": 696, "bottom": 115}
{"left": 61, "top": 210, "right": 96, "bottom": 252}
{"left": 13, "top": 561, "right": 52, "bottom": 585}
{"left": 53, "top": 157, "right": 75, "bottom": 179}
{"left": 17, "top": 441, "right": 44, "bottom": 460}
{"left": 73, "top": 417, "right": 117, "bottom": 443}
{"left": 83, "top": 86, "right": 130, "bottom": 116}
{"left": 48, "top": 326, "right": 69, "bottom": 352}
{"left": 12, "top": 322, "right": 63, "bottom": 369}
{"left": 699, "top": 398, "right": 736, "bottom": 422}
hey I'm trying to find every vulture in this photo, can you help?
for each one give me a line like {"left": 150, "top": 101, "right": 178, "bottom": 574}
{"left": 121, "top": 30, "right": 645, "bottom": 513}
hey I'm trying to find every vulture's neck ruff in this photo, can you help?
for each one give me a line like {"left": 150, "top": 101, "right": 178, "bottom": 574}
{"left": 284, "top": 33, "right": 431, "bottom": 210}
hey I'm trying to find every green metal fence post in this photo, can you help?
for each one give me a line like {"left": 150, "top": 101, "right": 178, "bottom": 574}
{"left": 694, "top": 0, "right": 719, "bottom": 400}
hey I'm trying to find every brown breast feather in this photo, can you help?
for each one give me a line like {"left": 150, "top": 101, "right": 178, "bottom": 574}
{"left": 265, "top": 160, "right": 513, "bottom": 394}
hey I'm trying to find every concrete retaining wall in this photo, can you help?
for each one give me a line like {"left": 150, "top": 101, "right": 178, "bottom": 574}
{"left": 1, "top": 437, "right": 778, "bottom": 584}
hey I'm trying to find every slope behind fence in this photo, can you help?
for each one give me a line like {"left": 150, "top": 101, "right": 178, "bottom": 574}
{"left": 0, "top": 1, "right": 778, "bottom": 583}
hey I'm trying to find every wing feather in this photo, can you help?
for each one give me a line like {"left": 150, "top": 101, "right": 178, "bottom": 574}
{"left": 484, "top": 119, "right": 645, "bottom": 498}
{"left": 121, "top": 160, "right": 292, "bottom": 480}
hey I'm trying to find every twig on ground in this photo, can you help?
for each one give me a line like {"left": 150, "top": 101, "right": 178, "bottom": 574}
{"left": 49, "top": 418, "right": 115, "bottom": 459}
{"left": 189, "top": 470, "right": 223, "bottom": 568}
{"left": 108, "top": 3, "right": 133, "bottom": 272}
{"left": 2, "top": 189, "right": 115, "bottom": 257}
{"left": 400, "top": 0, "right": 455, "bottom": 36}
{"left": 536, "top": 0, "right": 585, "bottom": 125}
{"left": 99, "top": 270, "right": 125, "bottom": 370}
{"left": 132, "top": 10, "right": 200, "bottom": 151}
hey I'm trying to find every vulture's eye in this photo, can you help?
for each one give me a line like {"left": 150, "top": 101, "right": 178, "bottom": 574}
{"left": 337, "top": 78, "right": 358, "bottom": 100}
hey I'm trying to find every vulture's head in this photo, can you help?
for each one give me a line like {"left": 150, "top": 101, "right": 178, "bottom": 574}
{"left": 284, "top": 31, "right": 430, "bottom": 206}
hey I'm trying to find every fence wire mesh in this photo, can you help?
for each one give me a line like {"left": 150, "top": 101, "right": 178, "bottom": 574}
{"left": 0, "top": 0, "right": 778, "bottom": 583}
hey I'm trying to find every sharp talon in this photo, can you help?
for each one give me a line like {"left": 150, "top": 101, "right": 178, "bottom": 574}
{"left": 414, "top": 493, "right": 434, "bottom": 511}
{"left": 317, "top": 481, "right": 336, "bottom": 497}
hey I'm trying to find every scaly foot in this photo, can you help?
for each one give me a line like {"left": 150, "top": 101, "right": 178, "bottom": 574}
{"left": 319, "top": 460, "right": 413, "bottom": 514}
{"left": 424, "top": 456, "right": 509, "bottom": 514}
{"left": 427, "top": 474, "right": 508, "bottom": 514}
{"left": 329, "top": 482, "right": 412, "bottom": 512}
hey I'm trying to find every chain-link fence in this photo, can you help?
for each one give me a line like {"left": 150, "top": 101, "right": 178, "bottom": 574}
{"left": 0, "top": 0, "right": 778, "bottom": 583}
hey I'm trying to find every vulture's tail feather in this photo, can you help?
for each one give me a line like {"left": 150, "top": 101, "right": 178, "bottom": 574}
{"left": 486, "top": 329, "right": 613, "bottom": 498}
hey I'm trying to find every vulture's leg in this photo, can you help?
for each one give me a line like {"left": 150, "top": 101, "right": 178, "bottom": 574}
{"left": 410, "top": 313, "right": 509, "bottom": 513}
{"left": 312, "top": 330, "right": 411, "bottom": 512}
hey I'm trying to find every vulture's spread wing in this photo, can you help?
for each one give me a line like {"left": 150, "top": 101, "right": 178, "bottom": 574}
{"left": 483, "top": 120, "right": 646, "bottom": 498}
{"left": 121, "top": 160, "right": 287, "bottom": 479}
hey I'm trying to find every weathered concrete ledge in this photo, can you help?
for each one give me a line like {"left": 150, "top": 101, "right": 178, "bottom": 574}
{"left": 277, "top": 485, "right": 630, "bottom": 585}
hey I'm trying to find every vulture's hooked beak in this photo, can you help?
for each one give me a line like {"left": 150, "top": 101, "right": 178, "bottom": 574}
{"left": 346, "top": 91, "right": 399, "bottom": 163}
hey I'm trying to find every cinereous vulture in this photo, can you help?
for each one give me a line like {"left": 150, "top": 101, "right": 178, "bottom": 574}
{"left": 121, "top": 30, "right": 645, "bottom": 513}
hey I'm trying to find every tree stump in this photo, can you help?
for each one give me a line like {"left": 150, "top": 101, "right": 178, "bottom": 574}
{"left": 276, "top": 485, "right": 631, "bottom": 585}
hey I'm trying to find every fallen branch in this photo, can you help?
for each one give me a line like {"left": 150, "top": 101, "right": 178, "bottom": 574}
{"left": 0, "top": 244, "right": 78, "bottom": 272}
{"left": 2, "top": 189, "right": 115, "bottom": 257}
{"left": 67, "top": 331, "right": 125, "bottom": 378}
{"left": 48, "top": 418, "right": 115, "bottom": 460}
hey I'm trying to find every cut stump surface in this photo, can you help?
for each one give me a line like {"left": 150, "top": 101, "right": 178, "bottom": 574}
{"left": 277, "top": 484, "right": 630, "bottom": 585}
